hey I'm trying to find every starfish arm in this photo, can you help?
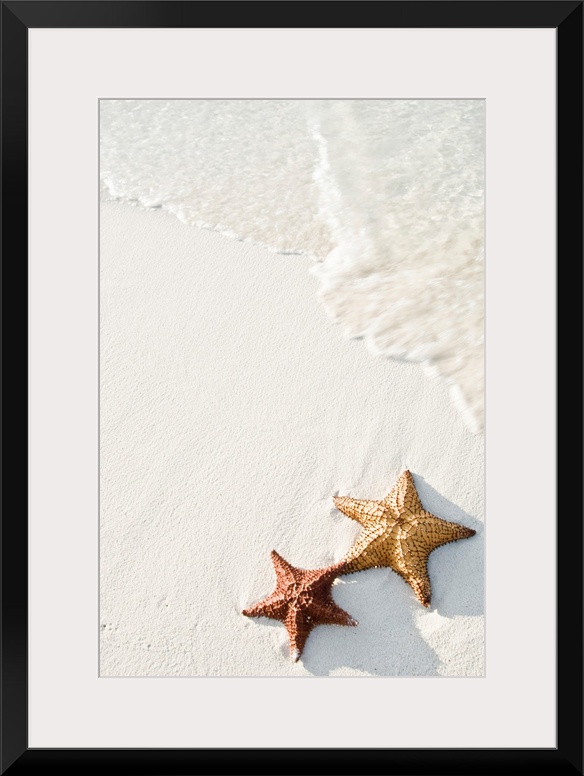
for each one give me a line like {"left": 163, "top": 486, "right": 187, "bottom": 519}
{"left": 407, "top": 569, "right": 432, "bottom": 608}
{"left": 333, "top": 496, "right": 387, "bottom": 527}
{"left": 284, "top": 607, "right": 313, "bottom": 662}
{"left": 270, "top": 549, "right": 299, "bottom": 586}
{"left": 383, "top": 470, "right": 423, "bottom": 515}
{"left": 303, "top": 559, "right": 348, "bottom": 589}
{"left": 242, "top": 591, "right": 288, "bottom": 621}
{"left": 309, "top": 596, "right": 358, "bottom": 627}
{"left": 397, "top": 534, "right": 433, "bottom": 607}
{"left": 416, "top": 513, "right": 476, "bottom": 553}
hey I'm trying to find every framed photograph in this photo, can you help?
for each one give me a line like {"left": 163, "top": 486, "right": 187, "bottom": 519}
{"left": 5, "top": 1, "right": 581, "bottom": 773}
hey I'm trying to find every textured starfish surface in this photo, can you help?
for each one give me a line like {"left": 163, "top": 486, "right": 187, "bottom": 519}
{"left": 334, "top": 470, "right": 476, "bottom": 607}
{"left": 243, "top": 550, "right": 357, "bottom": 661}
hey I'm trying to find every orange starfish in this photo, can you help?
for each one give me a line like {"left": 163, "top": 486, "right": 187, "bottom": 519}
{"left": 334, "top": 470, "right": 476, "bottom": 607}
{"left": 243, "top": 550, "right": 357, "bottom": 662}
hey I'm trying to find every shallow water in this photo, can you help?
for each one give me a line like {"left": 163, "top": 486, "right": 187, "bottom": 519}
{"left": 100, "top": 99, "right": 484, "bottom": 432}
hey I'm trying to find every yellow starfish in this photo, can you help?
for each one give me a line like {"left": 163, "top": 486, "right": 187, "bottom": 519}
{"left": 334, "top": 470, "right": 476, "bottom": 607}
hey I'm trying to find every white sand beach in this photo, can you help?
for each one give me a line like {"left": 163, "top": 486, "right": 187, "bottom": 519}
{"left": 100, "top": 201, "right": 484, "bottom": 677}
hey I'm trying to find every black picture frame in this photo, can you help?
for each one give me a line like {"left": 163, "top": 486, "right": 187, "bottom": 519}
{"left": 2, "top": 1, "right": 582, "bottom": 774}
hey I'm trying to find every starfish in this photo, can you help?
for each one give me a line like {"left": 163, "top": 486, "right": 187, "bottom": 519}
{"left": 334, "top": 470, "right": 476, "bottom": 608}
{"left": 243, "top": 550, "right": 357, "bottom": 662}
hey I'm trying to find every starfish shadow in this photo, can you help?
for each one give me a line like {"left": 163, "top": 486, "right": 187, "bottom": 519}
{"left": 298, "top": 571, "right": 443, "bottom": 677}
{"left": 413, "top": 477, "right": 484, "bottom": 619}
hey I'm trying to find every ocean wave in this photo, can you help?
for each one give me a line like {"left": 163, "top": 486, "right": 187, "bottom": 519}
{"left": 307, "top": 100, "right": 484, "bottom": 433}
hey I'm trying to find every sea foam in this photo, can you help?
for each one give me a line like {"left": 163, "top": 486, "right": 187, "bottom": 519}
{"left": 100, "top": 99, "right": 484, "bottom": 432}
